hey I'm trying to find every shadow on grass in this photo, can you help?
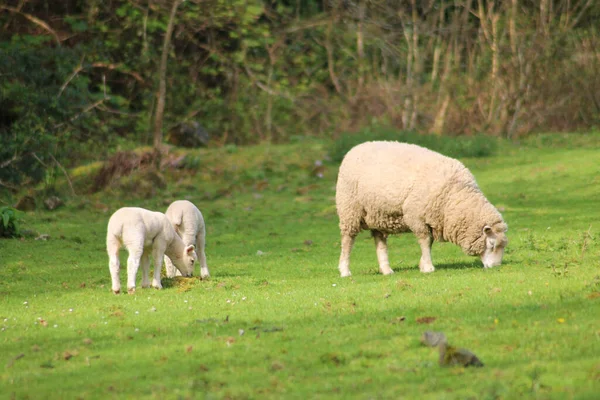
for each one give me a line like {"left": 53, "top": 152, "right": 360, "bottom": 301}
{"left": 390, "top": 259, "right": 483, "bottom": 273}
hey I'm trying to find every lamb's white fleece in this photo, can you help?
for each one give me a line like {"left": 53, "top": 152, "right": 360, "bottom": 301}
{"left": 164, "top": 200, "right": 210, "bottom": 278}
{"left": 106, "top": 207, "right": 197, "bottom": 294}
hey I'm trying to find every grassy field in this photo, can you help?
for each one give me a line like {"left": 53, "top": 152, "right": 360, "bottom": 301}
{"left": 1, "top": 134, "right": 600, "bottom": 399}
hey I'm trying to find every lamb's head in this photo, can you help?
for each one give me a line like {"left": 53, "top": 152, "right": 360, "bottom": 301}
{"left": 479, "top": 224, "right": 508, "bottom": 268}
{"left": 174, "top": 244, "right": 198, "bottom": 276}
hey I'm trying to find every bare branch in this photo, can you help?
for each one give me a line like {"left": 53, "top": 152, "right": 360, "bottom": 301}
{"left": 0, "top": 6, "right": 61, "bottom": 46}
{"left": 49, "top": 154, "right": 76, "bottom": 196}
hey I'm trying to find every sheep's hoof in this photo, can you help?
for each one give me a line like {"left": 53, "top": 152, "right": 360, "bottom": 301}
{"left": 128, "top": 287, "right": 136, "bottom": 294}
{"left": 382, "top": 269, "right": 395, "bottom": 275}
{"left": 340, "top": 271, "right": 352, "bottom": 278}
{"left": 420, "top": 266, "right": 435, "bottom": 273}
{"left": 113, "top": 289, "right": 120, "bottom": 295}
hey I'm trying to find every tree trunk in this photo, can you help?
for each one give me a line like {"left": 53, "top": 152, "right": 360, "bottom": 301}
{"left": 153, "top": 0, "right": 183, "bottom": 150}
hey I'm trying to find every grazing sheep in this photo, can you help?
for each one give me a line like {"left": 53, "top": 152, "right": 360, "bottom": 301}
{"left": 106, "top": 207, "right": 197, "bottom": 294}
{"left": 164, "top": 200, "right": 210, "bottom": 279}
{"left": 335, "top": 141, "right": 508, "bottom": 277}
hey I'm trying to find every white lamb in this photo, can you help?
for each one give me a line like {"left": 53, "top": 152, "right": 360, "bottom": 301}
{"left": 164, "top": 200, "right": 210, "bottom": 279}
{"left": 335, "top": 141, "right": 508, "bottom": 277}
{"left": 106, "top": 207, "right": 197, "bottom": 294}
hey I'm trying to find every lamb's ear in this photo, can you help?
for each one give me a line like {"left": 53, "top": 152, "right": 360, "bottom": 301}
{"left": 483, "top": 225, "right": 495, "bottom": 238}
{"left": 185, "top": 244, "right": 196, "bottom": 254}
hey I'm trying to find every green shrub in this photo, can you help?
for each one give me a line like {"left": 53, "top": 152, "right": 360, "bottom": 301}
{"left": 0, "top": 207, "right": 21, "bottom": 238}
{"left": 328, "top": 128, "right": 498, "bottom": 163}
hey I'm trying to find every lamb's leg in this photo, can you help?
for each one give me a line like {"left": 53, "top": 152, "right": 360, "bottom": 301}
{"left": 151, "top": 246, "right": 165, "bottom": 290}
{"left": 126, "top": 249, "right": 143, "bottom": 294}
{"left": 338, "top": 234, "right": 356, "bottom": 277}
{"left": 418, "top": 235, "right": 435, "bottom": 273}
{"left": 164, "top": 255, "right": 178, "bottom": 278}
{"left": 372, "top": 230, "right": 394, "bottom": 275}
{"left": 107, "top": 239, "right": 121, "bottom": 294}
{"left": 197, "top": 234, "right": 210, "bottom": 279}
{"left": 141, "top": 251, "right": 151, "bottom": 288}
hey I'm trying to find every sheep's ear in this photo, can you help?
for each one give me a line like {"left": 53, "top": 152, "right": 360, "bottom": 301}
{"left": 483, "top": 225, "right": 495, "bottom": 238}
{"left": 185, "top": 244, "right": 196, "bottom": 254}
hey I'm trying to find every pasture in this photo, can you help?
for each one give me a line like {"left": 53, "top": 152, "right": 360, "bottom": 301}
{"left": 1, "top": 134, "right": 599, "bottom": 399}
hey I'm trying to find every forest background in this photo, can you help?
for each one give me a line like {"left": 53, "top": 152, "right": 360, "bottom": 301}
{"left": 1, "top": 0, "right": 599, "bottom": 189}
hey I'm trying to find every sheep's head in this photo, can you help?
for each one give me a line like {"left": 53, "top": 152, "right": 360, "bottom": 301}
{"left": 480, "top": 224, "right": 508, "bottom": 268}
{"left": 177, "top": 244, "right": 197, "bottom": 276}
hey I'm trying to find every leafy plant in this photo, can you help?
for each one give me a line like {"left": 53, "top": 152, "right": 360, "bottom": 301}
{"left": 0, "top": 206, "right": 21, "bottom": 238}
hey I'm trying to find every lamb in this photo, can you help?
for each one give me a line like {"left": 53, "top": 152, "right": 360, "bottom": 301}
{"left": 164, "top": 200, "right": 210, "bottom": 279}
{"left": 335, "top": 141, "right": 508, "bottom": 277}
{"left": 106, "top": 207, "right": 197, "bottom": 294}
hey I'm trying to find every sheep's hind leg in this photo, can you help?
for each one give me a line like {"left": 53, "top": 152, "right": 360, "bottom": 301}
{"left": 108, "top": 249, "right": 121, "bottom": 294}
{"left": 126, "top": 249, "right": 143, "bottom": 294}
{"left": 338, "top": 234, "right": 356, "bottom": 277}
{"left": 197, "top": 234, "right": 209, "bottom": 279}
{"left": 372, "top": 230, "right": 394, "bottom": 275}
{"left": 140, "top": 251, "right": 151, "bottom": 288}
{"left": 418, "top": 235, "right": 435, "bottom": 273}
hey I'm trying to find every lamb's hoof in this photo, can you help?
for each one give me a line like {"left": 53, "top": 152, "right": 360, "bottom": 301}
{"left": 113, "top": 289, "right": 120, "bottom": 295}
{"left": 340, "top": 271, "right": 352, "bottom": 278}
{"left": 153, "top": 286, "right": 163, "bottom": 290}
{"left": 200, "top": 274, "right": 210, "bottom": 280}
{"left": 127, "top": 287, "right": 136, "bottom": 294}
{"left": 420, "top": 266, "right": 435, "bottom": 273}
{"left": 141, "top": 283, "right": 150, "bottom": 289}
{"left": 381, "top": 268, "right": 395, "bottom": 275}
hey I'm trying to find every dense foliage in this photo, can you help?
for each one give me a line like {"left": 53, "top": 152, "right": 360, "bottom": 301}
{"left": 1, "top": 0, "right": 600, "bottom": 187}
{"left": 328, "top": 128, "right": 498, "bottom": 162}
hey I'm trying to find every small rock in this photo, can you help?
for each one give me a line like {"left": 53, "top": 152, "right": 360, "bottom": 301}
{"left": 439, "top": 343, "right": 484, "bottom": 367}
{"left": 44, "top": 196, "right": 63, "bottom": 210}
{"left": 238, "top": 329, "right": 245, "bottom": 336}
{"left": 35, "top": 234, "right": 50, "bottom": 241}
{"left": 256, "top": 250, "right": 264, "bottom": 256}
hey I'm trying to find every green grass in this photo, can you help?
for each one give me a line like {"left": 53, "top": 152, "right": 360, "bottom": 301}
{"left": 1, "top": 135, "right": 600, "bottom": 399}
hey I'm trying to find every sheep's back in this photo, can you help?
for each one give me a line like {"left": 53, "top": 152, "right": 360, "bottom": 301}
{"left": 338, "top": 141, "right": 461, "bottom": 212}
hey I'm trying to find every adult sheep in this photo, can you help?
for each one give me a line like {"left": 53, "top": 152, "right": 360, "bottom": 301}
{"left": 164, "top": 200, "right": 210, "bottom": 279}
{"left": 335, "top": 141, "right": 508, "bottom": 277}
{"left": 106, "top": 207, "right": 197, "bottom": 294}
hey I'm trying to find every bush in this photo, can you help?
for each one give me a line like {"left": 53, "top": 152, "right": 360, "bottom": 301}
{"left": 328, "top": 128, "right": 499, "bottom": 163}
{"left": 0, "top": 207, "right": 21, "bottom": 238}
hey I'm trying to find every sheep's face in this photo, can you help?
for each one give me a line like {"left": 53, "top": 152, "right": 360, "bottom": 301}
{"left": 480, "top": 225, "right": 508, "bottom": 268}
{"left": 178, "top": 245, "right": 197, "bottom": 276}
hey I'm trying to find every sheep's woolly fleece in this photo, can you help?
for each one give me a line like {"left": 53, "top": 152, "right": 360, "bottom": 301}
{"left": 164, "top": 200, "right": 210, "bottom": 279}
{"left": 336, "top": 141, "right": 507, "bottom": 256}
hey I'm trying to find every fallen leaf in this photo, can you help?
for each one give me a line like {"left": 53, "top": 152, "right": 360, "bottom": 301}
{"left": 416, "top": 316, "right": 437, "bottom": 324}
{"left": 186, "top": 346, "right": 193, "bottom": 353}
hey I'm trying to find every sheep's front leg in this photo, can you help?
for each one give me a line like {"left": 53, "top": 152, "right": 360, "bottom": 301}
{"left": 197, "top": 235, "right": 210, "bottom": 279}
{"left": 373, "top": 230, "right": 394, "bottom": 275}
{"left": 338, "top": 234, "right": 356, "bottom": 277}
{"left": 151, "top": 246, "right": 165, "bottom": 290}
{"left": 164, "top": 255, "right": 178, "bottom": 278}
{"left": 418, "top": 235, "right": 435, "bottom": 273}
{"left": 126, "top": 249, "right": 143, "bottom": 294}
{"left": 140, "top": 251, "right": 151, "bottom": 288}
